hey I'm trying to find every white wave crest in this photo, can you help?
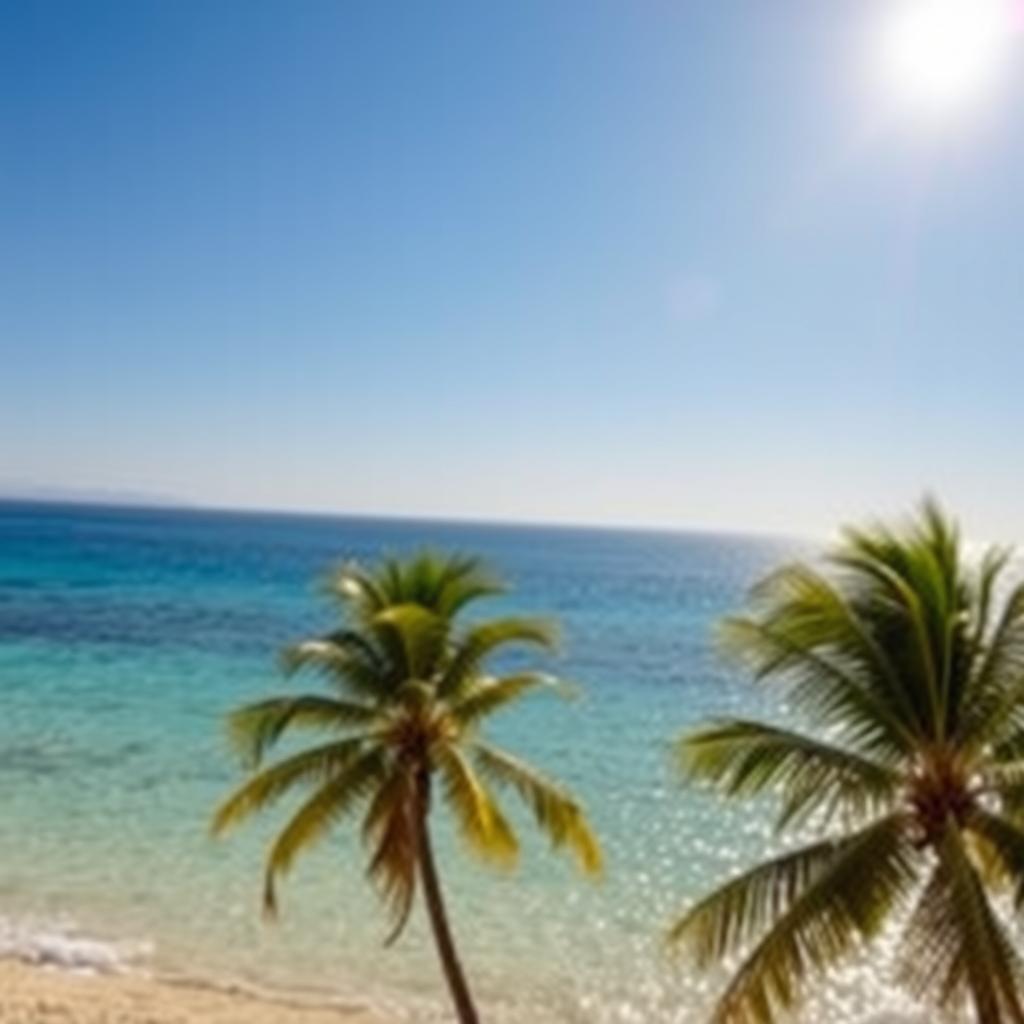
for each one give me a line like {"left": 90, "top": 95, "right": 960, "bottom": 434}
{"left": 0, "top": 915, "right": 152, "bottom": 974}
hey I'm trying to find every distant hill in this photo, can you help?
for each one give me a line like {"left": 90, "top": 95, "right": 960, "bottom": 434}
{"left": 0, "top": 482, "right": 187, "bottom": 509}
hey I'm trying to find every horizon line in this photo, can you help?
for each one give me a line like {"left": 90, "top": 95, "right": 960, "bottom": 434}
{"left": 0, "top": 490, "right": 813, "bottom": 546}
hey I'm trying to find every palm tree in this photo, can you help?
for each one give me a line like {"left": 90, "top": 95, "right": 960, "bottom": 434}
{"left": 670, "top": 501, "right": 1024, "bottom": 1024}
{"left": 213, "top": 552, "right": 601, "bottom": 1024}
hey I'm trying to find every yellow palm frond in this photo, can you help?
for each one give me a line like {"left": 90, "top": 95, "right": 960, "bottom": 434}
{"left": 211, "top": 736, "right": 367, "bottom": 835}
{"left": 473, "top": 742, "right": 602, "bottom": 876}
{"left": 262, "top": 747, "right": 389, "bottom": 916}
{"left": 362, "top": 768, "right": 419, "bottom": 945}
{"left": 436, "top": 744, "right": 518, "bottom": 867}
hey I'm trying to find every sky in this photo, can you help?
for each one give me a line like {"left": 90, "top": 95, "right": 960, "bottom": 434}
{"left": 3, "top": 0, "right": 1024, "bottom": 540}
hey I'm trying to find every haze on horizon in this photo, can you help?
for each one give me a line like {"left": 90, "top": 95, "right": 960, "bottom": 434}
{"left": 4, "top": 1, "right": 1024, "bottom": 543}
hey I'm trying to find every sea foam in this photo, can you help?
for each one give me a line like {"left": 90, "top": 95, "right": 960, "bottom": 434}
{"left": 0, "top": 916, "right": 151, "bottom": 974}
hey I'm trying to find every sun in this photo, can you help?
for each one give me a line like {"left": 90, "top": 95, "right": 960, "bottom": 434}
{"left": 878, "top": 0, "right": 1016, "bottom": 113}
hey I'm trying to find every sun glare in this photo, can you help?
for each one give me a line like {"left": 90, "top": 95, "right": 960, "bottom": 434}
{"left": 879, "top": 0, "right": 1015, "bottom": 114}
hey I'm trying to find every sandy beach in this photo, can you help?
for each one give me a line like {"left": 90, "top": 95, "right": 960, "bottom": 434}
{"left": 0, "top": 961, "right": 387, "bottom": 1024}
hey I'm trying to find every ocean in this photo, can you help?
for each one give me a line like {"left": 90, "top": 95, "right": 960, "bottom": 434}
{"left": 0, "top": 501, "right": 920, "bottom": 1022}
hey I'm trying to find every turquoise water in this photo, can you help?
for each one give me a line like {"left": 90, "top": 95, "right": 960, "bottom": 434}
{"left": 0, "top": 502, "right": 919, "bottom": 1022}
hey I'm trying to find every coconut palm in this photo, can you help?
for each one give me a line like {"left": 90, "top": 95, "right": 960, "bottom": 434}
{"left": 213, "top": 552, "right": 601, "bottom": 1024}
{"left": 670, "top": 501, "right": 1024, "bottom": 1024}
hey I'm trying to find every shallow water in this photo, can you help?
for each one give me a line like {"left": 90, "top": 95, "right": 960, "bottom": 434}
{"left": 0, "top": 502, "right": 924, "bottom": 1021}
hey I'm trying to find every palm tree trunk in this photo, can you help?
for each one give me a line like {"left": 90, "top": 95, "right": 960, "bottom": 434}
{"left": 415, "top": 774, "right": 481, "bottom": 1024}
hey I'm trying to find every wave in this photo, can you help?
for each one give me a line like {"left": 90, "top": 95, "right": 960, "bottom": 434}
{"left": 0, "top": 915, "right": 152, "bottom": 974}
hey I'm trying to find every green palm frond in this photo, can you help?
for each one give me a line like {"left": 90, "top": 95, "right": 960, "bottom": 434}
{"left": 262, "top": 747, "right": 389, "bottom": 915}
{"left": 899, "top": 822, "right": 1024, "bottom": 1024}
{"left": 449, "top": 672, "right": 568, "bottom": 728}
{"left": 280, "top": 629, "right": 390, "bottom": 700}
{"left": 327, "top": 553, "right": 502, "bottom": 620}
{"left": 436, "top": 744, "right": 518, "bottom": 866}
{"left": 832, "top": 533, "right": 954, "bottom": 739}
{"left": 227, "top": 694, "right": 379, "bottom": 767}
{"left": 718, "top": 614, "right": 915, "bottom": 759}
{"left": 212, "top": 736, "right": 368, "bottom": 835}
{"left": 958, "top": 582, "right": 1024, "bottom": 750}
{"left": 678, "top": 720, "right": 900, "bottom": 830}
{"left": 966, "top": 807, "right": 1024, "bottom": 905}
{"left": 372, "top": 602, "right": 448, "bottom": 679}
{"left": 746, "top": 561, "right": 909, "bottom": 704}
{"left": 399, "top": 552, "right": 504, "bottom": 617}
{"left": 668, "top": 834, "right": 865, "bottom": 964}
{"left": 700, "top": 815, "right": 915, "bottom": 1024}
{"left": 970, "top": 546, "right": 1014, "bottom": 652}
{"left": 439, "top": 617, "right": 559, "bottom": 698}
{"left": 324, "top": 561, "right": 388, "bottom": 614}
{"left": 473, "top": 742, "right": 602, "bottom": 875}
{"left": 836, "top": 552, "right": 945, "bottom": 733}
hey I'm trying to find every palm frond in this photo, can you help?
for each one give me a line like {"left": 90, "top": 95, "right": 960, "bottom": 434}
{"left": 262, "top": 747, "right": 388, "bottom": 915}
{"left": 719, "top": 613, "right": 915, "bottom": 760}
{"left": 473, "top": 742, "right": 601, "bottom": 875}
{"left": 435, "top": 744, "right": 518, "bottom": 866}
{"left": 322, "top": 561, "right": 389, "bottom": 620}
{"left": 439, "top": 617, "right": 559, "bottom": 699}
{"left": 362, "top": 768, "right": 420, "bottom": 945}
{"left": 983, "top": 758, "right": 1024, "bottom": 819}
{"left": 211, "top": 736, "right": 367, "bottom": 835}
{"left": 958, "top": 581, "right": 1024, "bottom": 751}
{"left": 899, "top": 821, "right": 1024, "bottom": 1023}
{"left": 678, "top": 720, "right": 900, "bottom": 831}
{"left": 966, "top": 807, "right": 1024, "bottom": 906}
{"left": 280, "top": 629, "right": 390, "bottom": 700}
{"left": 669, "top": 835, "right": 860, "bottom": 964}
{"left": 227, "top": 694, "right": 379, "bottom": 767}
{"left": 746, "top": 562, "right": 909, "bottom": 706}
{"left": 967, "top": 545, "right": 1014, "bottom": 667}
{"left": 688, "top": 814, "right": 915, "bottom": 1024}
{"left": 408, "top": 552, "right": 504, "bottom": 617}
{"left": 831, "top": 547, "right": 944, "bottom": 739}
{"left": 330, "top": 553, "right": 503, "bottom": 620}
{"left": 372, "top": 602, "right": 447, "bottom": 680}
{"left": 449, "top": 672, "right": 569, "bottom": 728}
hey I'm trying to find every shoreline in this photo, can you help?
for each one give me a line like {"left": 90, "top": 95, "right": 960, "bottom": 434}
{"left": 0, "top": 959, "right": 391, "bottom": 1024}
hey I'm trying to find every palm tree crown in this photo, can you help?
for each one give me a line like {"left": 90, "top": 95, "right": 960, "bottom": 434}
{"left": 671, "top": 501, "right": 1024, "bottom": 1024}
{"left": 213, "top": 552, "right": 600, "bottom": 1023}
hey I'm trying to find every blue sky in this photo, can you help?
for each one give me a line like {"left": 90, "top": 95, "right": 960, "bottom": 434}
{"left": 3, "top": 1, "right": 1024, "bottom": 539}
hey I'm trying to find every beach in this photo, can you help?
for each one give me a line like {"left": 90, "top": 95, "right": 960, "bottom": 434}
{"left": 0, "top": 961, "right": 384, "bottom": 1024}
